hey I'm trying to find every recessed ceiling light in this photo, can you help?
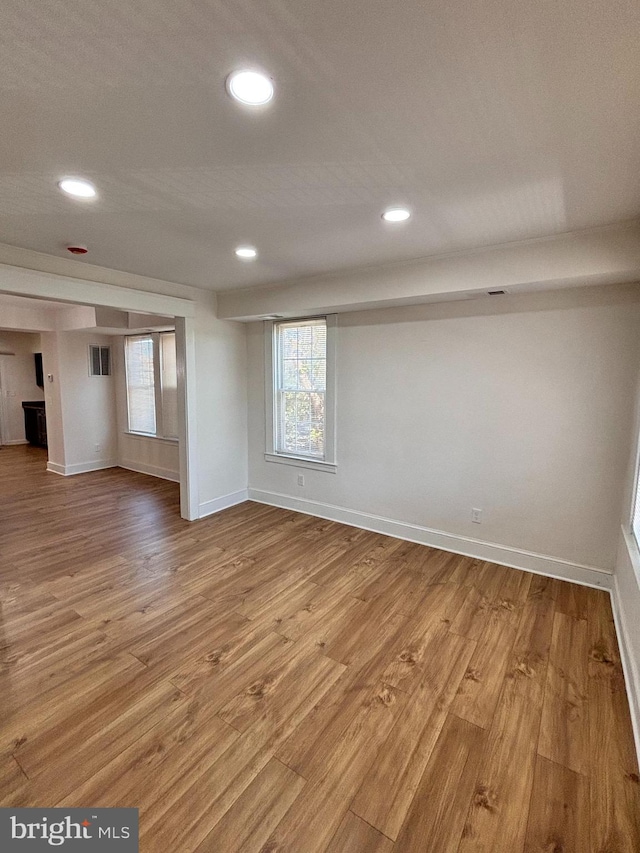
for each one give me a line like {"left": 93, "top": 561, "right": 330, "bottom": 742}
{"left": 235, "top": 245, "right": 258, "bottom": 260}
{"left": 226, "top": 70, "right": 274, "bottom": 106}
{"left": 382, "top": 207, "right": 411, "bottom": 222}
{"left": 58, "top": 177, "right": 97, "bottom": 199}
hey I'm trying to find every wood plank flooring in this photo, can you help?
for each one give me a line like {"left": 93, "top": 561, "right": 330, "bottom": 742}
{"left": 1, "top": 444, "right": 639, "bottom": 852}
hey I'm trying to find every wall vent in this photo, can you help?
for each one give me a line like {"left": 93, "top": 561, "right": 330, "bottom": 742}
{"left": 89, "top": 345, "right": 111, "bottom": 376}
{"left": 487, "top": 290, "right": 507, "bottom": 295}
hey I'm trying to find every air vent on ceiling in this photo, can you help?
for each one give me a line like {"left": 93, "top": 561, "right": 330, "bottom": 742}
{"left": 487, "top": 290, "right": 507, "bottom": 295}
{"left": 89, "top": 345, "right": 111, "bottom": 376}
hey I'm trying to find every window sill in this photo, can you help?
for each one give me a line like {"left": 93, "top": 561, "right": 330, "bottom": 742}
{"left": 125, "top": 432, "right": 178, "bottom": 445}
{"left": 264, "top": 453, "right": 337, "bottom": 473}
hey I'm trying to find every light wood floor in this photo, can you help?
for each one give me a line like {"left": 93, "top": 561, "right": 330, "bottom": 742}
{"left": 1, "top": 445, "right": 639, "bottom": 852}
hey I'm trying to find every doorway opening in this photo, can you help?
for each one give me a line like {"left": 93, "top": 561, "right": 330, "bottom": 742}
{"left": 0, "top": 293, "right": 195, "bottom": 520}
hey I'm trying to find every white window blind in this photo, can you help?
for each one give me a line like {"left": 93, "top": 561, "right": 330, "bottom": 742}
{"left": 633, "top": 467, "right": 640, "bottom": 548}
{"left": 125, "top": 336, "right": 157, "bottom": 435}
{"left": 160, "top": 332, "right": 178, "bottom": 438}
{"left": 274, "top": 319, "right": 327, "bottom": 459}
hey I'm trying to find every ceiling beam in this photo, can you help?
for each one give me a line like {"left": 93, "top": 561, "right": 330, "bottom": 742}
{"left": 217, "top": 221, "right": 640, "bottom": 321}
{"left": 0, "top": 260, "right": 197, "bottom": 318}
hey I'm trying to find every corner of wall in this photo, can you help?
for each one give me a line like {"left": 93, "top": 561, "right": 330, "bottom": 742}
{"left": 193, "top": 304, "right": 249, "bottom": 508}
{"left": 611, "top": 527, "right": 640, "bottom": 762}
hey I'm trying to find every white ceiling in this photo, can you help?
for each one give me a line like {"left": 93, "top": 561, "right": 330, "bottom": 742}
{"left": 0, "top": 0, "right": 638, "bottom": 292}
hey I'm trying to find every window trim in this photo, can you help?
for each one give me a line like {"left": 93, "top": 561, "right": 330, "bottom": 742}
{"left": 124, "top": 431, "right": 178, "bottom": 445}
{"left": 88, "top": 344, "right": 112, "bottom": 377}
{"left": 630, "top": 392, "right": 640, "bottom": 542}
{"left": 124, "top": 331, "right": 178, "bottom": 441}
{"left": 626, "top": 411, "right": 640, "bottom": 590}
{"left": 264, "top": 315, "right": 337, "bottom": 472}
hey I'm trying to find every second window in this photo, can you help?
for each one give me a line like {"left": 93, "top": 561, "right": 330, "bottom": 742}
{"left": 125, "top": 332, "right": 178, "bottom": 440}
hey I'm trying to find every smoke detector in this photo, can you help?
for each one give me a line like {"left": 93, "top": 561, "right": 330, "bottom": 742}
{"left": 66, "top": 244, "right": 88, "bottom": 255}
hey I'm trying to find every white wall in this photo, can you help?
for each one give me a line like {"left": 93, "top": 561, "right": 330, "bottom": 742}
{"left": 0, "top": 331, "right": 43, "bottom": 444}
{"left": 61, "top": 332, "right": 117, "bottom": 472}
{"left": 614, "top": 532, "right": 640, "bottom": 748}
{"left": 195, "top": 299, "right": 248, "bottom": 516}
{"left": 117, "top": 432, "right": 180, "bottom": 483}
{"left": 248, "top": 283, "right": 640, "bottom": 573}
{"left": 40, "top": 331, "right": 65, "bottom": 467}
{"left": 613, "top": 356, "right": 640, "bottom": 749}
{"left": 42, "top": 331, "right": 117, "bottom": 474}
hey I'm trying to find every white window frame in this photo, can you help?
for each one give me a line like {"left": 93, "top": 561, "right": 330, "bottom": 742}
{"left": 124, "top": 331, "right": 178, "bottom": 442}
{"left": 264, "top": 315, "right": 337, "bottom": 472}
{"left": 630, "top": 427, "right": 640, "bottom": 541}
{"left": 88, "top": 344, "right": 111, "bottom": 377}
{"left": 624, "top": 419, "right": 640, "bottom": 597}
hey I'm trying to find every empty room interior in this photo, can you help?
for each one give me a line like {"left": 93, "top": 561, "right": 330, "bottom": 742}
{"left": 1, "top": 1, "right": 640, "bottom": 851}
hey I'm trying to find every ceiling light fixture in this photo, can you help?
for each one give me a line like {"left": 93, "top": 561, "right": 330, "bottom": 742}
{"left": 382, "top": 207, "right": 411, "bottom": 222}
{"left": 235, "top": 245, "right": 258, "bottom": 260}
{"left": 226, "top": 70, "right": 274, "bottom": 106}
{"left": 58, "top": 178, "right": 97, "bottom": 199}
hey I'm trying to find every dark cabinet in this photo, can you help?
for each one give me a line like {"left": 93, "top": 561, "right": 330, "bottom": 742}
{"left": 22, "top": 401, "right": 47, "bottom": 448}
{"left": 34, "top": 353, "right": 44, "bottom": 389}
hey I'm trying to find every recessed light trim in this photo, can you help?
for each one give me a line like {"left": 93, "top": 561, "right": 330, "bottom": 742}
{"left": 58, "top": 178, "right": 97, "bottom": 199}
{"left": 226, "top": 70, "right": 274, "bottom": 106}
{"left": 235, "top": 245, "right": 258, "bottom": 260}
{"left": 382, "top": 207, "right": 411, "bottom": 222}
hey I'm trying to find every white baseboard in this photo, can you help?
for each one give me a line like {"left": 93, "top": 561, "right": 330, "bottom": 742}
{"left": 47, "top": 459, "right": 117, "bottom": 476}
{"left": 247, "top": 489, "right": 612, "bottom": 590}
{"left": 610, "top": 576, "right": 640, "bottom": 766}
{"left": 2, "top": 439, "right": 29, "bottom": 445}
{"left": 199, "top": 489, "right": 249, "bottom": 519}
{"left": 119, "top": 460, "right": 180, "bottom": 483}
{"left": 66, "top": 460, "right": 117, "bottom": 476}
{"left": 46, "top": 461, "right": 65, "bottom": 476}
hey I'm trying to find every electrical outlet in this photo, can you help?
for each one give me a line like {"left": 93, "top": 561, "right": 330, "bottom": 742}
{"left": 94, "top": 443, "right": 101, "bottom": 453}
{"left": 297, "top": 474, "right": 305, "bottom": 487}
{"left": 471, "top": 508, "right": 482, "bottom": 524}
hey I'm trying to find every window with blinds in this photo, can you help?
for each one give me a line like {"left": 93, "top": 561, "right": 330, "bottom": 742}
{"left": 274, "top": 319, "right": 327, "bottom": 459}
{"left": 160, "top": 332, "right": 178, "bottom": 438}
{"left": 125, "top": 332, "right": 179, "bottom": 439}
{"left": 125, "top": 335, "right": 157, "bottom": 435}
